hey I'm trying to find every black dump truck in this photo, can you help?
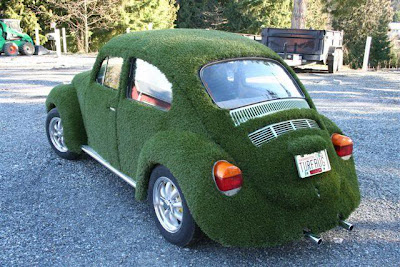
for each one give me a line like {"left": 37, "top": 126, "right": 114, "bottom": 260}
{"left": 261, "top": 28, "right": 344, "bottom": 73}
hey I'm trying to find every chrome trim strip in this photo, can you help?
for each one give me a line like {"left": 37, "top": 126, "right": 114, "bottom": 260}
{"left": 81, "top": 145, "right": 137, "bottom": 188}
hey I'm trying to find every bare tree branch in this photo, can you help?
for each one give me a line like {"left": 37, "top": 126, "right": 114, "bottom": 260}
{"left": 47, "top": 0, "right": 120, "bottom": 52}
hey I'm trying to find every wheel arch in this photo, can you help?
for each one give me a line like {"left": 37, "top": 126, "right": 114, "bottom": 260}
{"left": 45, "top": 84, "right": 87, "bottom": 153}
{"left": 134, "top": 130, "right": 234, "bottom": 201}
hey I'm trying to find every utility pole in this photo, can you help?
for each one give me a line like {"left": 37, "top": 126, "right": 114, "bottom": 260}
{"left": 291, "top": 0, "right": 307, "bottom": 29}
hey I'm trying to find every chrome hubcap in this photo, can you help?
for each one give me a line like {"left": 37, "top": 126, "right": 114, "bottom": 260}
{"left": 49, "top": 117, "right": 68, "bottom": 152}
{"left": 153, "top": 177, "right": 183, "bottom": 233}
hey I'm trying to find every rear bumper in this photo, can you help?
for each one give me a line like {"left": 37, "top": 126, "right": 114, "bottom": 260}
{"left": 278, "top": 53, "right": 325, "bottom": 65}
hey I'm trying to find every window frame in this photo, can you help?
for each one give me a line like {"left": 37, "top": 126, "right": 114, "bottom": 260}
{"left": 125, "top": 58, "right": 173, "bottom": 112}
{"left": 95, "top": 56, "right": 124, "bottom": 90}
{"left": 199, "top": 57, "right": 305, "bottom": 110}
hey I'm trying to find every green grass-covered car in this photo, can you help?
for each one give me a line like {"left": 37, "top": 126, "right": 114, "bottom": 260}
{"left": 45, "top": 29, "right": 360, "bottom": 247}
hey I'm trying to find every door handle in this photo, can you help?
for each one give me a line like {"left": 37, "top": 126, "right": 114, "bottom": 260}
{"left": 109, "top": 107, "right": 116, "bottom": 112}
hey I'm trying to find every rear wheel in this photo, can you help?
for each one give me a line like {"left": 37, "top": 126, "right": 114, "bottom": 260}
{"left": 148, "top": 165, "right": 200, "bottom": 246}
{"left": 20, "top": 42, "right": 35, "bottom": 56}
{"left": 46, "top": 108, "right": 80, "bottom": 160}
{"left": 4, "top": 43, "right": 18, "bottom": 56}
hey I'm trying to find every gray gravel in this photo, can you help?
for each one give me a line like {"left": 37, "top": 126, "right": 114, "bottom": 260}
{"left": 0, "top": 55, "right": 399, "bottom": 266}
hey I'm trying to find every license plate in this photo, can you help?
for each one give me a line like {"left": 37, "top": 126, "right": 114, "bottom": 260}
{"left": 295, "top": 150, "right": 331, "bottom": 178}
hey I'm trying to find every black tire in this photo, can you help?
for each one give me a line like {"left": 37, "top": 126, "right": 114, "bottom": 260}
{"left": 148, "top": 165, "right": 200, "bottom": 247}
{"left": 4, "top": 43, "right": 18, "bottom": 56}
{"left": 328, "top": 58, "right": 336, "bottom": 74}
{"left": 46, "top": 108, "right": 80, "bottom": 160}
{"left": 20, "top": 42, "right": 35, "bottom": 56}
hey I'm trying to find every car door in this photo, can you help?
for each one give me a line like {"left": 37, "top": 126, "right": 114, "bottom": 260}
{"left": 117, "top": 58, "right": 172, "bottom": 178}
{"left": 84, "top": 56, "right": 125, "bottom": 168}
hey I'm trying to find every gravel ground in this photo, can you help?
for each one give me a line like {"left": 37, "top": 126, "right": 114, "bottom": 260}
{"left": 0, "top": 55, "right": 399, "bottom": 266}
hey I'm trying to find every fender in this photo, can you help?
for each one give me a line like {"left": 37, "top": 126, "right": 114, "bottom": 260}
{"left": 133, "top": 130, "right": 307, "bottom": 247}
{"left": 318, "top": 114, "right": 343, "bottom": 135}
{"left": 134, "top": 130, "right": 258, "bottom": 244}
{"left": 45, "top": 84, "right": 87, "bottom": 153}
{"left": 135, "top": 130, "right": 234, "bottom": 201}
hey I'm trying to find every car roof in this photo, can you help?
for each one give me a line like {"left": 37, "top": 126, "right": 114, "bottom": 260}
{"left": 100, "top": 29, "right": 281, "bottom": 75}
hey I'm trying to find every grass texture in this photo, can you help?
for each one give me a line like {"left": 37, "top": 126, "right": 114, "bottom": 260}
{"left": 46, "top": 29, "right": 360, "bottom": 247}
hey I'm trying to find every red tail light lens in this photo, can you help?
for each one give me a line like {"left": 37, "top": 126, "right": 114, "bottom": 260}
{"left": 331, "top": 134, "right": 353, "bottom": 160}
{"left": 213, "top": 161, "right": 243, "bottom": 196}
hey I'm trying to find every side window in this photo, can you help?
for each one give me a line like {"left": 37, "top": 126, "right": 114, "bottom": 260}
{"left": 96, "top": 57, "right": 124, "bottom": 90}
{"left": 129, "top": 59, "right": 172, "bottom": 111}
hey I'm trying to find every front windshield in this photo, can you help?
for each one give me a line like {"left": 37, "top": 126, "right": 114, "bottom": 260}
{"left": 200, "top": 59, "right": 304, "bottom": 109}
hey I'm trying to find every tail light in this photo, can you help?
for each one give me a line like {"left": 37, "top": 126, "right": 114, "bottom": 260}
{"left": 331, "top": 133, "right": 353, "bottom": 160}
{"left": 213, "top": 161, "right": 243, "bottom": 196}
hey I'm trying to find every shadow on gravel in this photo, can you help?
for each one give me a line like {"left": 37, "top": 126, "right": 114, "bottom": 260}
{"left": 0, "top": 79, "right": 61, "bottom": 87}
{"left": 294, "top": 67, "right": 329, "bottom": 74}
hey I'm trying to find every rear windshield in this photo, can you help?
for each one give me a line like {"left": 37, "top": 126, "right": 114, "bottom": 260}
{"left": 200, "top": 59, "right": 304, "bottom": 109}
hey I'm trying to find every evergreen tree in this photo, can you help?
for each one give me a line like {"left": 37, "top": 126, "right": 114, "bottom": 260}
{"left": 176, "top": 0, "right": 224, "bottom": 29}
{"left": 91, "top": 0, "right": 178, "bottom": 51}
{"left": 305, "top": 0, "right": 329, "bottom": 29}
{"left": 394, "top": 10, "right": 400, "bottom": 21}
{"left": 0, "top": 0, "right": 52, "bottom": 44}
{"left": 176, "top": 0, "right": 328, "bottom": 34}
{"left": 222, "top": 0, "right": 292, "bottom": 34}
{"left": 330, "top": 0, "right": 394, "bottom": 68}
{"left": 121, "top": 0, "right": 178, "bottom": 31}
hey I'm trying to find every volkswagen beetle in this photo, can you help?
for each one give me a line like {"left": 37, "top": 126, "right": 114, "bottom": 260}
{"left": 45, "top": 29, "right": 360, "bottom": 247}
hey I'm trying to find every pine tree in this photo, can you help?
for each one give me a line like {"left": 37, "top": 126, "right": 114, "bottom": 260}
{"left": 121, "top": 0, "right": 178, "bottom": 31}
{"left": 0, "top": 0, "right": 52, "bottom": 44}
{"left": 305, "top": 0, "right": 329, "bottom": 29}
{"left": 330, "top": 0, "right": 394, "bottom": 68}
{"left": 222, "top": 0, "right": 292, "bottom": 34}
{"left": 176, "top": 0, "right": 224, "bottom": 29}
{"left": 176, "top": 0, "right": 327, "bottom": 34}
{"left": 370, "top": 2, "right": 395, "bottom": 67}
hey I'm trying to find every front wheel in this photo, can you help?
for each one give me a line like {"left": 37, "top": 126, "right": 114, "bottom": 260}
{"left": 20, "top": 42, "right": 35, "bottom": 56}
{"left": 4, "top": 43, "right": 18, "bottom": 56}
{"left": 46, "top": 108, "right": 79, "bottom": 160}
{"left": 148, "top": 165, "right": 200, "bottom": 246}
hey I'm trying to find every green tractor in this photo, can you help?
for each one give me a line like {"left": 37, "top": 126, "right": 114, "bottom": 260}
{"left": 0, "top": 19, "right": 37, "bottom": 56}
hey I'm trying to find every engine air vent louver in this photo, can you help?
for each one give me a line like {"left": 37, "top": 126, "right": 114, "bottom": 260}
{"left": 230, "top": 98, "right": 310, "bottom": 126}
{"left": 248, "top": 119, "right": 320, "bottom": 147}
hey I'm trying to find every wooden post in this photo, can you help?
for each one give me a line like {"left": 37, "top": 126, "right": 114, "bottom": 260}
{"left": 35, "top": 26, "right": 40, "bottom": 46}
{"left": 362, "top": 36, "right": 372, "bottom": 71}
{"left": 62, "top": 28, "right": 67, "bottom": 53}
{"left": 55, "top": 28, "right": 62, "bottom": 57}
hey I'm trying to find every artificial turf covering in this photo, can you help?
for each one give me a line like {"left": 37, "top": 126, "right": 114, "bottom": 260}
{"left": 46, "top": 29, "right": 360, "bottom": 247}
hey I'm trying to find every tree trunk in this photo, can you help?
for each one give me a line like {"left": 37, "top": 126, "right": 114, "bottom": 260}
{"left": 78, "top": 29, "right": 85, "bottom": 52}
{"left": 84, "top": 0, "right": 89, "bottom": 53}
{"left": 291, "top": 0, "right": 307, "bottom": 29}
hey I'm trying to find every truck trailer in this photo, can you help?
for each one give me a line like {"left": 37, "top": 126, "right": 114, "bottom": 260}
{"left": 261, "top": 28, "right": 344, "bottom": 73}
